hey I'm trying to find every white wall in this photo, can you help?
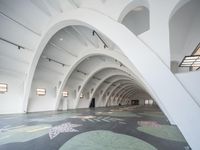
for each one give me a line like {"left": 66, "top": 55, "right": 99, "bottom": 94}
{"left": 28, "top": 79, "right": 57, "bottom": 112}
{"left": 169, "top": 0, "right": 200, "bottom": 63}
{"left": 176, "top": 71, "right": 200, "bottom": 106}
{"left": 0, "top": 75, "right": 24, "bottom": 114}
{"left": 122, "top": 7, "right": 149, "bottom": 36}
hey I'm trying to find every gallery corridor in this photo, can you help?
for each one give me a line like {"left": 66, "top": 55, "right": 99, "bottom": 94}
{"left": 0, "top": 0, "right": 200, "bottom": 149}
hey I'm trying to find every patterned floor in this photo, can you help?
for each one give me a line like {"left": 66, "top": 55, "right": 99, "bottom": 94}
{"left": 0, "top": 105, "right": 190, "bottom": 150}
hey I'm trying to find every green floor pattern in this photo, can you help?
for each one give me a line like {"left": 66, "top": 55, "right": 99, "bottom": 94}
{"left": 139, "top": 112, "right": 164, "bottom": 118}
{"left": 137, "top": 125, "right": 186, "bottom": 142}
{"left": 96, "top": 111, "right": 140, "bottom": 118}
{"left": 59, "top": 130, "right": 157, "bottom": 150}
{"left": 30, "top": 112, "right": 80, "bottom": 122}
{"left": 0, "top": 124, "right": 51, "bottom": 145}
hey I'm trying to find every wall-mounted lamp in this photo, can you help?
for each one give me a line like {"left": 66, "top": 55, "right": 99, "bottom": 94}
{"left": 0, "top": 83, "right": 8, "bottom": 94}
{"left": 36, "top": 88, "right": 46, "bottom": 96}
{"left": 62, "top": 91, "right": 69, "bottom": 97}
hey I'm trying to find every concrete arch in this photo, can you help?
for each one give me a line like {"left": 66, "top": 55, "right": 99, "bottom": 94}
{"left": 114, "top": 84, "right": 138, "bottom": 102}
{"left": 118, "top": 87, "right": 138, "bottom": 104}
{"left": 117, "top": 0, "right": 149, "bottom": 23}
{"left": 125, "top": 91, "right": 150, "bottom": 102}
{"left": 109, "top": 82, "right": 136, "bottom": 102}
{"left": 110, "top": 87, "right": 136, "bottom": 106}
{"left": 23, "top": 8, "right": 200, "bottom": 149}
{"left": 93, "top": 75, "right": 133, "bottom": 107}
{"left": 74, "top": 65, "right": 133, "bottom": 109}
{"left": 122, "top": 90, "right": 142, "bottom": 102}
{"left": 90, "top": 76, "right": 133, "bottom": 107}
{"left": 106, "top": 83, "right": 137, "bottom": 106}
{"left": 116, "top": 88, "right": 137, "bottom": 106}
{"left": 169, "top": 0, "right": 191, "bottom": 20}
{"left": 105, "top": 81, "right": 135, "bottom": 106}
{"left": 168, "top": 0, "right": 199, "bottom": 73}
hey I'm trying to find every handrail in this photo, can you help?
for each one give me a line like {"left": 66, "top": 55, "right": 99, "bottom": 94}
{"left": 0, "top": 37, "right": 25, "bottom": 50}
{"left": 42, "top": 55, "right": 69, "bottom": 67}
{"left": 92, "top": 30, "right": 108, "bottom": 48}
{"left": 77, "top": 69, "right": 88, "bottom": 75}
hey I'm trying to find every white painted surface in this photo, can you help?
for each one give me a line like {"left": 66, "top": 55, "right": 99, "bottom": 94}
{"left": 176, "top": 71, "right": 200, "bottom": 106}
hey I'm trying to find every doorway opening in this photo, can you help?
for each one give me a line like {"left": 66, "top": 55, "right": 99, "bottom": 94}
{"left": 90, "top": 98, "right": 95, "bottom": 108}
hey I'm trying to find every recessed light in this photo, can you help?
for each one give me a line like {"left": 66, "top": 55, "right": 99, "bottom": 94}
{"left": 59, "top": 38, "right": 63, "bottom": 41}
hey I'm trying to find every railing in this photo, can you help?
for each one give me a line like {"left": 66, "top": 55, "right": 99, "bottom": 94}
{"left": 42, "top": 55, "right": 68, "bottom": 67}
{"left": 179, "top": 42, "right": 200, "bottom": 71}
{"left": 0, "top": 37, "right": 25, "bottom": 50}
{"left": 92, "top": 30, "right": 108, "bottom": 48}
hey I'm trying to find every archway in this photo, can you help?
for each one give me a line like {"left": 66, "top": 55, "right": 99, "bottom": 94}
{"left": 23, "top": 9, "right": 200, "bottom": 149}
{"left": 169, "top": 0, "right": 200, "bottom": 73}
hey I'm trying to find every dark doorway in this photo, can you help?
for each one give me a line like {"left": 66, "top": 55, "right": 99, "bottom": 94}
{"left": 131, "top": 100, "right": 139, "bottom": 105}
{"left": 90, "top": 98, "right": 95, "bottom": 108}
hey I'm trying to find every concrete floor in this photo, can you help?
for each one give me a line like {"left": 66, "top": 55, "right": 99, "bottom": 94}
{"left": 0, "top": 105, "right": 190, "bottom": 150}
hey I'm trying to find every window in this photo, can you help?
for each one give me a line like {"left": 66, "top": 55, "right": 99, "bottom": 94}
{"left": 145, "top": 100, "right": 149, "bottom": 105}
{"left": 62, "top": 91, "right": 68, "bottom": 97}
{"left": 0, "top": 83, "right": 8, "bottom": 93}
{"left": 179, "top": 42, "right": 200, "bottom": 70}
{"left": 80, "top": 92, "right": 84, "bottom": 99}
{"left": 145, "top": 100, "right": 154, "bottom": 105}
{"left": 36, "top": 88, "right": 46, "bottom": 96}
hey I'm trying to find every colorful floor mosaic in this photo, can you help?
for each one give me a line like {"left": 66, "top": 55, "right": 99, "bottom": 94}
{"left": 0, "top": 105, "right": 189, "bottom": 150}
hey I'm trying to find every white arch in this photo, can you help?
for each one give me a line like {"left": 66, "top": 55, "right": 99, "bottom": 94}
{"left": 118, "top": 87, "right": 138, "bottom": 104}
{"left": 74, "top": 66, "right": 132, "bottom": 109}
{"left": 112, "top": 85, "right": 138, "bottom": 102}
{"left": 111, "top": 86, "right": 136, "bottom": 106}
{"left": 169, "top": 0, "right": 191, "bottom": 20}
{"left": 89, "top": 75, "right": 132, "bottom": 107}
{"left": 23, "top": 8, "right": 200, "bottom": 149}
{"left": 117, "top": 0, "right": 150, "bottom": 22}
{"left": 105, "top": 81, "right": 135, "bottom": 106}
{"left": 93, "top": 75, "right": 132, "bottom": 107}
{"left": 106, "top": 82, "right": 137, "bottom": 106}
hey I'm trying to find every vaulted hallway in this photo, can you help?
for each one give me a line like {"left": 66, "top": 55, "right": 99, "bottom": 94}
{"left": 0, "top": 0, "right": 200, "bottom": 149}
